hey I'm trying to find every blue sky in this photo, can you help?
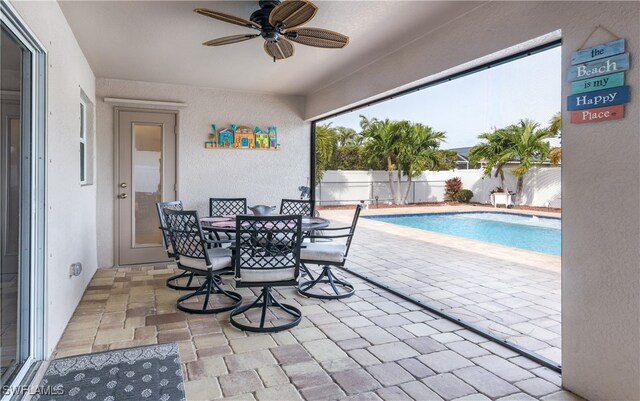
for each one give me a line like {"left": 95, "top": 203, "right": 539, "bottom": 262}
{"left": 321, "top": 46, "right": 561, "bottom": 149}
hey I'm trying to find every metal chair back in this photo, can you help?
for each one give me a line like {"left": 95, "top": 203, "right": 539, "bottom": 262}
{"left": 344, "top": 204, "right": 364, "bottom": 258}
{"left": 209, "top": 197, "right": 247, "bottom": 217}
{"left": 235, "top": 215, "right": 302, "bottom": 286}
{"left": 164, "top": 209, "right": 211, "bottom": 267}
{"left": 280, "top": 199, "right": 314, "bottom": 217}
{"left": 156, "top": 200, "right": 183, "bottom": 255}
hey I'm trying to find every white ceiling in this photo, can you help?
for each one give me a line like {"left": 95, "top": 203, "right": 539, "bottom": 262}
{"left": 59, "top": 1, "right": 481, "bottom": 96}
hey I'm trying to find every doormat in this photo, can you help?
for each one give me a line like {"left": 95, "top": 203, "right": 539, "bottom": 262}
{"left": 34, "top": 343, "right": 185, "bottom": 401}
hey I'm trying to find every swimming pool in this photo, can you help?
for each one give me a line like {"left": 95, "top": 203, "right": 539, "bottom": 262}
{"left": 365, "top": 212, "right": 561, "bottom": 255}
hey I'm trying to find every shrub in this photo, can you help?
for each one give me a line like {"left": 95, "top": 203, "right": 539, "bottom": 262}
{"left": 444, "top": 177, "right": 463, "bottom": 200}
{"left": 454, "top": 189, "right": 474, "bottom": 203}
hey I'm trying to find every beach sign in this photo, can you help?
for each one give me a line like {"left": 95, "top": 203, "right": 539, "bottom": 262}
{"left": 571, "top": 39, "right": 625, "bottom": 65}
{"left": 571, "top": 72, "right": 625, "bottom": 94}
{"left": 567, "top": 85, "right": 629, "bottom": 111}
{"left": 570, "top": 104, "right": 624, "bottom": 124}
{"left": 567, "top": 52, "right": 629, "bottom": 82}
{"left": 568, "top": 35, "right": 630, "bottom": 124}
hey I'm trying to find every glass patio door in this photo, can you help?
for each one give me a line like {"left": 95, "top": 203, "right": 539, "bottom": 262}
{"left": 0, "top": 23, "right": 30, "bottom": 388}
{"left": 1, "top": 2, "right": 46, "bottom": 395}
{"left": 116, "top": 109, "right": 176, "bottom": 266}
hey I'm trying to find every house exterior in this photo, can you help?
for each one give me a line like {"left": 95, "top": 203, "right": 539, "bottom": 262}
{"left": 233, "top": 127, "right": 255, "bottom": 148}
{"left": 218, "top": 128, "right": 234, "bottom": 147}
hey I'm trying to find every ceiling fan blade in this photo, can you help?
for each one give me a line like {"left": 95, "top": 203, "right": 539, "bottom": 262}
{"left": 203, "top": 34, "right": 260, "bottom": 46}
{"left": 264, "top": 38, "right": 295, "bottom": 61}
{"left": 194, "top": 8, "right": 261, "bottom": 30}
{"left": 268, "top": 0, "right": 318, "bottom": 29}
{"left": 286, "top": 27, "right": 349, "bottom": 48}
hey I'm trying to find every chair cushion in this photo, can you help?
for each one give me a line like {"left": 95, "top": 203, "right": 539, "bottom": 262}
{"left": 300, "top": 243, "right": 346, "bottom": 263}
{"left": 179, "top": 248, "right": 232, "bottom": 272}
{"left": 240, "top": 268, "right": 297, "bottom": 283}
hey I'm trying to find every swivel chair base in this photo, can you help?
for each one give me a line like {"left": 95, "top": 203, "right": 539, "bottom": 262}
{"left": 166, "top": 270, "right": 203, "bottom": 291}
{"left": 298, "top": 265, "right": 355, "bottom": 300}
{"left": 230, "top": 287, "right": 301, "bottom": 332}
{"left": 177, "top": 276, "right": 242, "bottom": 314}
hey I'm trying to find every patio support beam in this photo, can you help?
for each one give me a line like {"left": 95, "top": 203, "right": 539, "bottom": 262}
{"left": 338, "top": 266, "right": 562, "bottom": 373}
{"left": 309, "top": 121, "right": 316, "bottom": 202}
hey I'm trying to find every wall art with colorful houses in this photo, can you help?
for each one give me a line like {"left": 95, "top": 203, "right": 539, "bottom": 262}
{"left": 205, "top": 124, "right": 280, "bottom": 150}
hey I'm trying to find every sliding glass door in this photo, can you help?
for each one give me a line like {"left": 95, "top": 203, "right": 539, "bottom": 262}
{"left": 1, "top": 2, "right": 46, "bottom": 396}
{"left": 0, "top": 26, "right": 26, "bottom": 384}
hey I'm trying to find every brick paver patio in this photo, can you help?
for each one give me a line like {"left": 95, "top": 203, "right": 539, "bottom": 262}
{"left": 53, "top": 246, "right": 577, "bottom": 401}
{"left": 321, "top": 206, "right": 562, "bottom": 365}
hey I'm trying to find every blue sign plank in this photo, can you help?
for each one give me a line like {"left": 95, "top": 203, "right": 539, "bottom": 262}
{"left": 567, "top": 85, "right": 629, "bottom": 111}
{"left": 567, "top": 53, "right": 629, "bottom": 82}
{"left": 571, "top": 39, "right": 625, "bottom": 65}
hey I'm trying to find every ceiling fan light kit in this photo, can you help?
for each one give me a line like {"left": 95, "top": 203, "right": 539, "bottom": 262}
{"left": 195, "top": 0, "right": 349, "bottom": 62}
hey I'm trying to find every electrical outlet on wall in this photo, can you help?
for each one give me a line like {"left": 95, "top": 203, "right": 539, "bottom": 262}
{"left": 69, "top": 262, "right": 82, "bottom": 277}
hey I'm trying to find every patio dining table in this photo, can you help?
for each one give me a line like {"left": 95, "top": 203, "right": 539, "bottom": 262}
{"left": 200, "top": 216, "right": 330, "bottom": 233}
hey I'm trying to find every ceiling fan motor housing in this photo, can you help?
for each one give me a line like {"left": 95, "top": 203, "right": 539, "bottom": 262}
{"left": 258, "top": 0, "right": 281, "bottom": 8}
{"left": 251, "top": 1, "right": 282, "bottom": 42}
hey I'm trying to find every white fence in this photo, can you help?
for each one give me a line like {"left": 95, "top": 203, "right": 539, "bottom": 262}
{"left": 316, "top": 167, "right": 561, "bottom": 208}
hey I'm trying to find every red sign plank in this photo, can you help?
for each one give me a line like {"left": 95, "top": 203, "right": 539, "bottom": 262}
{"left": 570, "top": 104, "right": 624, "bottom": 124}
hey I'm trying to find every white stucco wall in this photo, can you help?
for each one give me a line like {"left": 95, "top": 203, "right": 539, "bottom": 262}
{"left": 9, "top": 1, "right": 98, "bottom": 357}
{"left": 317, "top": 167, "right": 561, "bottom": 207}
{"left": 306, "top": 2, "right": 640, "bottom": 399}
{"left": 95, "top": 78, "right": 309, "bottom": 267}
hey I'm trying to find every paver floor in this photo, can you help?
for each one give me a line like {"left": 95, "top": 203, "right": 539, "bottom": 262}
{"left": 53, "top": 254, "right": 578, "bottom": 400}
{"left": 321, "top": 206, "right": 562, "bottom": 365}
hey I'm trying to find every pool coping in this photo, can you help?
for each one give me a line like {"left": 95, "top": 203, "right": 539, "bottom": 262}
{"left": 364, "top": 210, "right": 561, "bottom": 221}
{"left": 356, "top": 204, "right": 562, "bottom": 219}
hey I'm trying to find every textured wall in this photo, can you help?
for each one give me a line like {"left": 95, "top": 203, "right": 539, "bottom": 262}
{"left": 305, "top": 2, "right": 640, "bottom": 399}
{"left": 96, "top": 78, "right": 309, "bottom": 267}
{"left": 9, "top": 0, "right": 98, "bottom": 356}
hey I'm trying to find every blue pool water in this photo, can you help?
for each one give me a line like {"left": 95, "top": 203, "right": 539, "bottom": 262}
{"left": 366, "top": 212, "right": 561, "bottom": 255}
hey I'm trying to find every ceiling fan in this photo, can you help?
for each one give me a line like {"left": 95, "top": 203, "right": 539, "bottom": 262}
{"left": 195, "top": 0, "right": 349, "bottom": 61}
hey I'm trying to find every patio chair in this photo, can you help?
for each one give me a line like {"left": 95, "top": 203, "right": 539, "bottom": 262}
{"left": 164, "top": 209, "right": 242, "bottom": 314}
{"left": 298, "top": 204, "right": 363, "bottom": 299}
{"left": 156, "top": 200, "right": 202, "bottom": 291}
{"left": 280, "top": 199, "right": 314, "bottom": 217}
{"left": 209, "top": 197, "right": 248, "bottom": 244}
{"left": 230, "top": 215, "right": 303, "bottom": 332}
{"left": 209, "top": 197, "right": 247, "bottom": 216}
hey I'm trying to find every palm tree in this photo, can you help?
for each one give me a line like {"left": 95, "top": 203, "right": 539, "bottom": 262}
{"left": 315, "top": 124, "right": 337, "bottom": 183}
{"left": 335, "top": 126, "right": 359, "bottom": 147}
{"left": 468, "top": 128, "right": 512, "bottom": 190}
{"left": 470, "top": 119, "right": 555, "bottom": 204}
{"left": 548, "top": 112, "right": 562, "bottom": 165}
{"left": 361, "top": 118, "right": 405, "bottom": 203}
{"left": 501, "top": 120, "right": 554, "bottom": 203}
{"left": 396, "top": 123, "right": 447, "bottom": 203}
{"left": 549, "top": 112, "right": 561, "bottom": 136}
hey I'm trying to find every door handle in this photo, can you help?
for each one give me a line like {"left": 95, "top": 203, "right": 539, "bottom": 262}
{"left": 120, "top": 182, "right": 128, "bottom": 188}
{"left": 118, "top": 193, "right": 127, "bottom": 199}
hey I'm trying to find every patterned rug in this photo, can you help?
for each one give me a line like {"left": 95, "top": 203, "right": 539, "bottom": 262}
{"left": 35, "top": 343, "right": 185, "bottom": 401}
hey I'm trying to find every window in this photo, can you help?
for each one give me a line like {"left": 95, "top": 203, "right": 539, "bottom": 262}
{"left": 79, "top": 90, "right": 94, "bottom": 185}
{"left": 80, "top": 100, "right": 87, "bottom": 184}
